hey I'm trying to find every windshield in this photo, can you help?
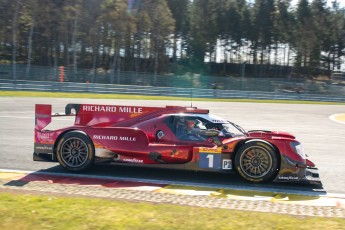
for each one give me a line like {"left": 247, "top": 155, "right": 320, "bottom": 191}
{"left": 219, "top": 122, "right": 247, "bottom": 137}
{"left": 194, "top": 117, "right": 247, "bottom": 138}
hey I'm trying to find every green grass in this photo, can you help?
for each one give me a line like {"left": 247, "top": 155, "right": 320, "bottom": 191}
{"left": 1, "top": 90, "right": 344, "bottom": 104}
{"left": 0, "top": 192, "right": 343, "bottom": 230}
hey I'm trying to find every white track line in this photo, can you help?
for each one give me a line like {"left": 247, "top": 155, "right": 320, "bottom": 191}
{"left": 329, "top": 114, "right": 345, "bottom": 125}
{"left": 0, "top": 115, "right": 32, "bottom": 119}
{"left": 0, "top": 115, "right": 72, "bottom": 121}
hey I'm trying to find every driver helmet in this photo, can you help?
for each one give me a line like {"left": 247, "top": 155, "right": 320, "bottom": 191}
{"left": 186, "top": 119, "right": 196, "bottom": 129}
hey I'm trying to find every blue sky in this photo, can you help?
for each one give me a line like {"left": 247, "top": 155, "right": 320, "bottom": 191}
{"left": 248, "top": 0, "right": 345, "bottom": 8}
{"left": 291, "top": 0, "right": 345, "bottom": 8}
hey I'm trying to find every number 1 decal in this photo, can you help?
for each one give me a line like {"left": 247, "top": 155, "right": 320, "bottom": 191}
{"left": 206, "top": 154, "right": 214, "bottom": 168}
{"left": 199, "top": 153, "right": 221, "bottom": 169}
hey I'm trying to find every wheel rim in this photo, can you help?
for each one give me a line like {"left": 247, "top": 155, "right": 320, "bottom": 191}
{"left": 239, "top": 146, "right": 273, "bottom": 179}
{"left": 60, "top": 137, "right": 89, "bottom": 168}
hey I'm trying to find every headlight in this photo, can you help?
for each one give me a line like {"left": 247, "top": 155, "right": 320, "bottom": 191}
{"left": 290, "top": 142, "right": 306, "bottom": 159}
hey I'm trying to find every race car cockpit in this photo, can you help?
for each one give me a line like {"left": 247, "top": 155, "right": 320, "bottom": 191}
{"left": 172, "top": 115, "right": 245, "bottom": 142}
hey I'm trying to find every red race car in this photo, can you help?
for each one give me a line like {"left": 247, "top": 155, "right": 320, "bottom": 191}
{"left": 33, "top": 103, "right": 320, "bottom": 184}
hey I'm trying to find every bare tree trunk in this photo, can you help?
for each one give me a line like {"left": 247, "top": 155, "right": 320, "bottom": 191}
{"left": 223, "top": 40, "right": 227, "bottom": 74}
{"left": 63, "top": 21, "right": 69, "bottom": 67}
{"left": 111, "top": 38, "right": 116, "bottom": 84}
{"left": 91, "top": 30, "right": 100, "bottom": 83}
{"left": 135, "top": 32, "right": 141, "bottom": 73}
{"left": 116, "top": 53, "right": 121, "bottom": 84}
{"left": 153, "top": 32, "right": 159, "bottom": 77}
{"left": 53, "top": 39, "right": 58, "bottom": 80}
{"left": 172, "top": 33, "right": 177, "bottom": 62}
{"left": 91, "top": 45, "right": 98, "bottom": 83}
{"left": 287, "top": 46, "right": 291, "bottom": 80}
{"left": 72, "top": 8, "right": 79, "bottom": 81}
{"left": 154, "top": 50, "right": 159, "bottom": 76}
{"left": 153, "top": 32, "right": 159, "bottom": 78}
{"left": 179, "top": 37, "right": 183, "bottom": 61}
{"left": 25, "top": 18, "right": 34, "bottom": 80}
{"left": 12, "top": 1, "right": 21, "bottom": 81}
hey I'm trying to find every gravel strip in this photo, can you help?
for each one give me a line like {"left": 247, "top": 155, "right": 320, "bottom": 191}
{"left": 0, "top": 179, "right": 344, "bottom": 218}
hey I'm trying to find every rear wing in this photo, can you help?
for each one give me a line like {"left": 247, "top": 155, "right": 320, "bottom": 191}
{"left": 35, "top": 104, "right": 76, "bottom": 131}
{"left": 35, "top": 104, "right": 52, "bottom": 130}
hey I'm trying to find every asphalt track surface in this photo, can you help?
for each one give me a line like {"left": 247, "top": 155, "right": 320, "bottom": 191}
{"left": 0, "top": 97, "right": 344, "bottom": 195}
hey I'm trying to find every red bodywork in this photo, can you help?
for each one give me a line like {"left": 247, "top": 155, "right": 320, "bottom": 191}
{"left": 33, "top": 103, "right": 320, "bottom": 184}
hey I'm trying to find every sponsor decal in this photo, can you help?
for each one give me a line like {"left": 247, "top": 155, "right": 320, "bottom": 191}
{"left": 82, "top": 105, "right": 117, "bottom": 112}
{"left": 278, "top": 176, "right": 299, "bottom": 180}
{"left": 119, "top": 107, "right": 142, "bottom": 113}
{"left": 222, "top": 159, "right": 232, "bottom": 170}
{"left": 199, "top": 153, "right": 222, "bottom": 169}
{"left": 37, "top": 132, "right": 53, "bottom": 140}
{"left": 199, "top": 147, "right": 222, "bottom": 153}
{"left": 36, "top": 114, "right": 50, "bottom": 118}
{"left": 156, "top": 130, "right": 165, "bottom": 139}
{"left": 82, "top": 105, "right": 143, "bottom": 113}
{"left": 93, "top": 135, "right": 136, "bottom": 142}
{"left": 212, "top": 119, "right": 226, "bottom": 123}
{"left": 93, "top": 135, "right": 118, "bottom": 140}
{"left": 122, "top": 158, "right": 144, "bottom": 163}
{"left": 119, "top": 136, "right": 136, "bottom": 141}
{"left": 35, "top": 145, "right": 53, "bottom": 151}
{"left": 35, "top": 144, "right": 53, "bottom": 153}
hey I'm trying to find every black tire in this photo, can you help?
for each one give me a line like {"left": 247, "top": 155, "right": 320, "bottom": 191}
{"left": 235, "top": 141, "right": 278, "bottom": 183}
{"left": 56, "top": 131, "right": 95, "bottom": 172}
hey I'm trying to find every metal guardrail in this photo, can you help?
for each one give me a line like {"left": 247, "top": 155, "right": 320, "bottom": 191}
{"left": 0, "top": 79, "right": 344, "bottom": 102}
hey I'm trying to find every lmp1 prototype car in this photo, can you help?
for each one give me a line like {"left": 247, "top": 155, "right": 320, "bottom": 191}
{"left": 33, "top": 103, "right": 320, "bottom": 184}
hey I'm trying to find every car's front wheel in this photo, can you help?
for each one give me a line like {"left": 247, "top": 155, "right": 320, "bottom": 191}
{"left": 235, "top": 141, "right": 278, "bottom": 183}
{"left": 56, "top": 131, "right": 95, "bottom": 172}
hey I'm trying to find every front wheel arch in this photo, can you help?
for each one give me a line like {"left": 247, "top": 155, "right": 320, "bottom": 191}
{"left": 234, "top": 140, "right": 279, "bottom": 183}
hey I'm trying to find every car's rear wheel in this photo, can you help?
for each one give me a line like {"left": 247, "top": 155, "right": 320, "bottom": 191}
{"left": 56, "top": 131, "right": 95, "bottom": 172}
{"left": 235, "top": 141, "right": 278, "bottom": 183}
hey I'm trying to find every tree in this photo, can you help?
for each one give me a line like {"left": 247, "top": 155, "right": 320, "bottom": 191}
{"left": 251, "top": 0, "right": 276, "bottom": 67}
{"left": 20, "top": 0, "right": 39, "bottom": 79}
{"left": 187, "top": 0, "right": 218, "bottom": 73}
{"left": 328, "top": 1, "right": 345, "bottom": 70}
{"left": 0, "top": 0, "right": 13, "bottom": 60}
{"left": 215, "top": 0, "right": 243, "bottom": 73}
{"left": 1, "top": 0, "right": 345, "bottom": 80}
{"left": 294, "top": 0, "right": 313, "bottom": 71}
{"left": 99, "top": 0, "right": 135, "bottom": 83}
{"left": 80, "top": 0, "right": 104, "bottom": 82}
{"left": 62, "top": 0, "right": 83, "bottom": 81}
{"left": 134, "top": 8, "right": 151, "bottom": 73}
{"left": 310, "top": 0, "right": 329, "bottom": 71}
{"left": 145, "top": 0, "right": 175, "bottom": 74}
{"left": 11, "top": 0, "right": 22, "bottom": 80}
{"left": 167, "top": 0, "right": 189, "bottom": 62}
{"left": 274, "top": 0, "right": 295, "bottom": 72}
